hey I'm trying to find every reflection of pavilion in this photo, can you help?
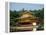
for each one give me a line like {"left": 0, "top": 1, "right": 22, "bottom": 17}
{"left": 16, "top": 11, "right": 39, "bottom": 31}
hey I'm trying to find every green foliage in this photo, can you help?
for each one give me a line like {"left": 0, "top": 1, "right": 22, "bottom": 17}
{"left": 33, "top": 8, "right": 44, "bottom": 30}
{"left": 10, "top": 10, "right": 20, "bottom": 26}
{"left": 34, "top": 8, "right": 44, "bottom": 19}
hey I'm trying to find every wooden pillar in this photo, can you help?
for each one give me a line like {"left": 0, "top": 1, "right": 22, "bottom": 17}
{"left": 33, "top": 22, "right": 36, "bottom": 31}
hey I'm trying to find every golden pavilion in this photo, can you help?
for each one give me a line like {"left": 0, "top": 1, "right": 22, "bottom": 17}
{"left": 15, "top": 11, "right": 40, "bottom": 31}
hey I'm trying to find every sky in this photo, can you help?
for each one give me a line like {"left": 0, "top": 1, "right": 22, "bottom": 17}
{"left": 10, "top": 3, "right": 44, "bottom": 11}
